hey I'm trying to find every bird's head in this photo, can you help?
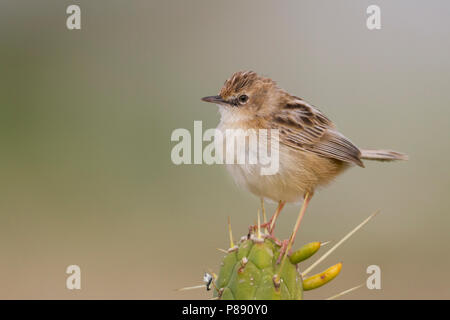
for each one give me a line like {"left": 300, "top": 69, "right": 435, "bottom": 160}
{"left": 201, "top": 71, "right": 283, "bottom": 120}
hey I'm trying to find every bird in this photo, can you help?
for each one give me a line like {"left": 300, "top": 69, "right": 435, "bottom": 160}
{"left": 201, "top": 71, "right": 407, "bottom": 239}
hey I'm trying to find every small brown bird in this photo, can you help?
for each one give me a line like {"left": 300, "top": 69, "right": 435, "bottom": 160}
{"left": 201, "top": 71, "right": 407, "bottom": 236}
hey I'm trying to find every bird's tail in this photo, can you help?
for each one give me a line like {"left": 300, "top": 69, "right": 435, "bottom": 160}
{"left": 360, "top": 149, "right": 408, "bottom": 162}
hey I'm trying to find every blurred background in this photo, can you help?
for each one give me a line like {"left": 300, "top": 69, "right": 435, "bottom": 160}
{"left": 0, "top": 0, "right": 449, "bottom": 299}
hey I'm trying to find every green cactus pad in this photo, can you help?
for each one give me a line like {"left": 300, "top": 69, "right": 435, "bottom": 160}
{"left": 214, "top": 236, "right": 303, "bottom": 300}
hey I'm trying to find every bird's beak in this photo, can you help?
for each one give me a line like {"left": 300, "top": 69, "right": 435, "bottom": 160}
{"left": 201, "top": 95, "right": 227, "bottom": 105}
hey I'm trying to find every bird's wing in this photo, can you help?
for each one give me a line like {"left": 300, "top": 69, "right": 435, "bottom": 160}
{"left": 271, "top": 100, "right": 364, "bottom": 167}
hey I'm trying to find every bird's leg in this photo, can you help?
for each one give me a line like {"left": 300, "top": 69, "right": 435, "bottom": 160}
{"left": 289, "top": 193, "right": 312, "bottom": 248}
{"left": 277, "top": 192, "right": 312, "bottom": 265}
{"left": 248, "top": 200, "right": 285, "bottom": 236}
{"left": 268, "top": 201, "right": 285, "bottom": 235}
{"left": 276, "top": 239, "right": 290, "bottom": 264}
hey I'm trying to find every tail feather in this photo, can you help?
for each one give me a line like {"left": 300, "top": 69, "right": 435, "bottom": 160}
{"left": 360, "top": 149, "right": 408, "bottom": 162}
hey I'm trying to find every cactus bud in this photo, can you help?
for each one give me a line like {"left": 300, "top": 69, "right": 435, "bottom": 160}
{"left": 289, "top": 241, "right": 321, "bottom": 264}
{"left": 302, "top": 262, "right": 343, "bottom": 291}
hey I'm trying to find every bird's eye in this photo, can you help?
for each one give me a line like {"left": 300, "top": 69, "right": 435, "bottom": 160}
{"left": 238, "top": 94, "right": 249, "bottom": 104}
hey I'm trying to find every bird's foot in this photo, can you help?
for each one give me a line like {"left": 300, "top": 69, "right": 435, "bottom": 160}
{"left": 248, "top": 221, "right": 272, "bottom": 236}
{"left": 276, "top": 239, "right": 290, "bottom": 264}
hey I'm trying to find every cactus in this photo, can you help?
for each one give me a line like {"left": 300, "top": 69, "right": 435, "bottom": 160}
{"left": 212, "top": 223, "right": 340, "bottom": 300}
{"left": 178, "top": 207, "right": 378, "bottom": 300}
{"left": 209, "top": 209, "right": 379, "bottom": 300}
